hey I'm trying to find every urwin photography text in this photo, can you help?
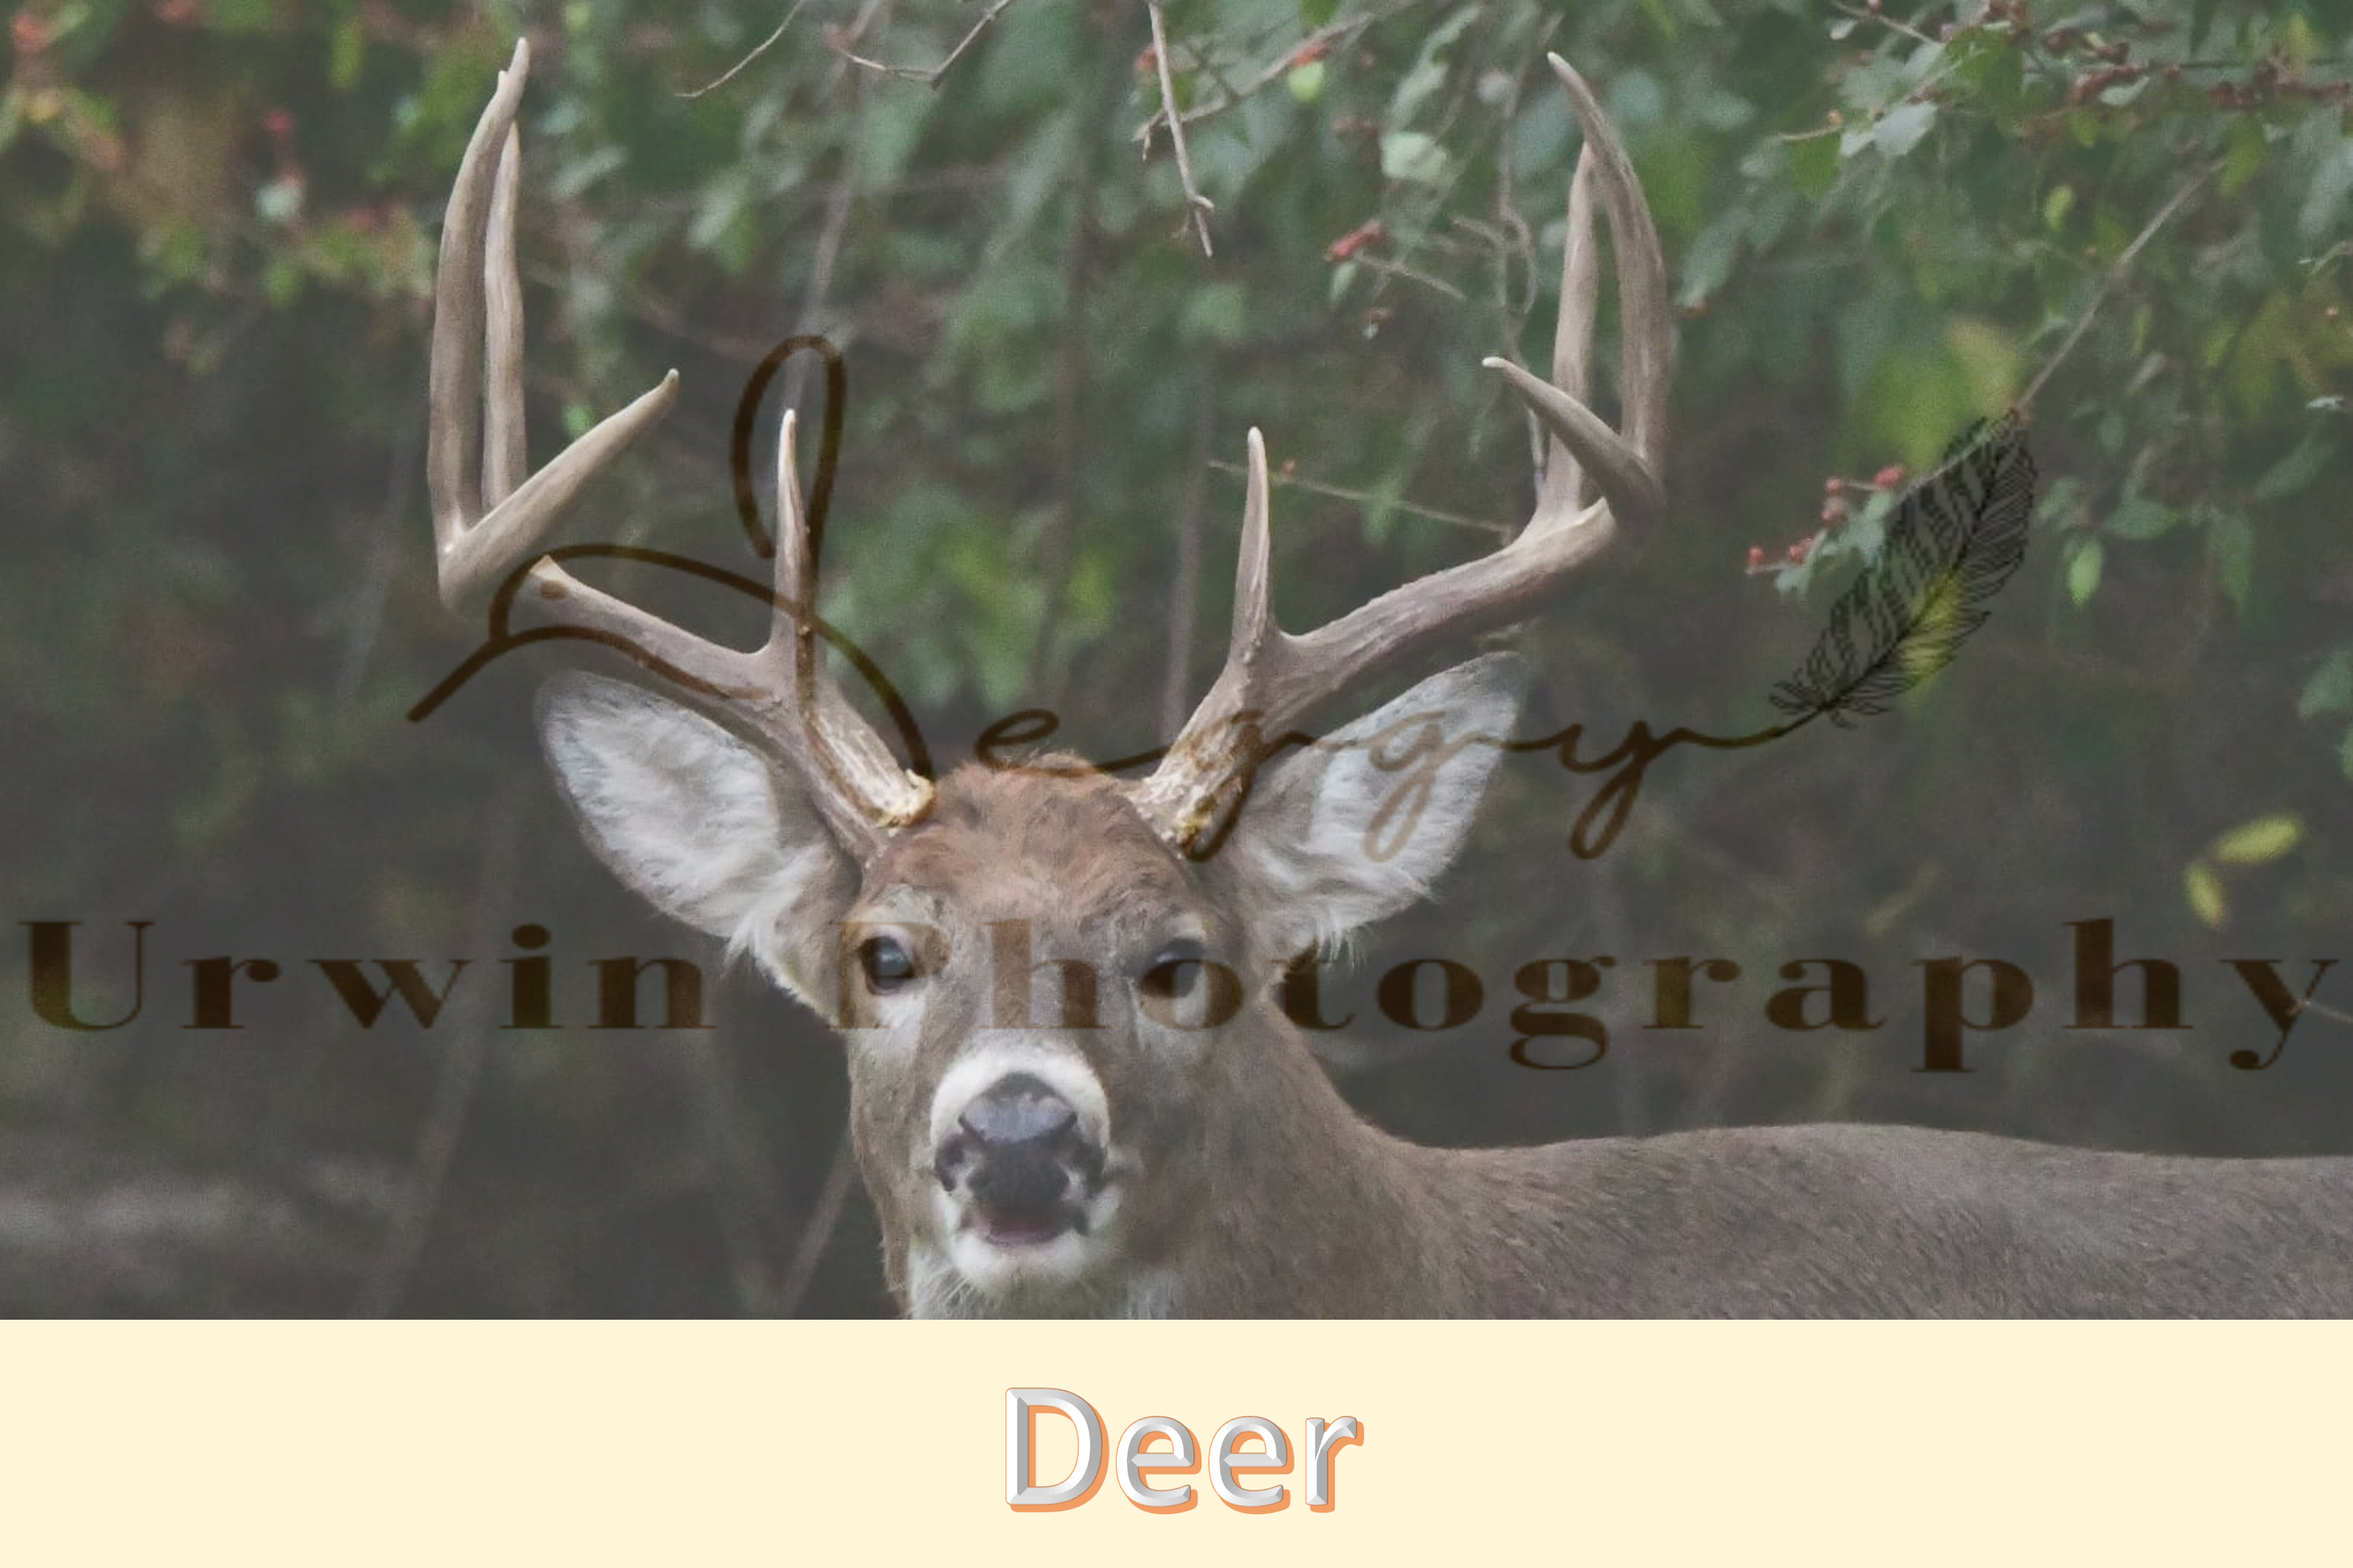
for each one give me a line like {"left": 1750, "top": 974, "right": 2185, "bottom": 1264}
{"left": 22, "top": 916, "right": 2336, "bottom": 1074}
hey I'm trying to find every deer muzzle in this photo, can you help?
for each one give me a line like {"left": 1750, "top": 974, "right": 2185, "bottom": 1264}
{"left": 934, "top": 1071, "right": 1108, "bottom": 1247}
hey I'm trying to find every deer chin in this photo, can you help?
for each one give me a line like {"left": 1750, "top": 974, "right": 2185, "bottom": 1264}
{"left": 923, "top": 1166, "right": 1128, "bottom": 1311}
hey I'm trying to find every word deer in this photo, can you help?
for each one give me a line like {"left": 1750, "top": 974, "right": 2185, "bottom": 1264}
{"left": 424, "top": 40, "right": 2353, "bottom": 1315}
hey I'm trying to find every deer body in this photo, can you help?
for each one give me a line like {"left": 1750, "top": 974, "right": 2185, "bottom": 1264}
{"left": 424, "top": 42, "right": 2353, "bottom": 1317}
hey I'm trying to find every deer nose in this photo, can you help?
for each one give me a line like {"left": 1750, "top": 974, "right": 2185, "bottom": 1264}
{"left": 934, "top": 1073, "right": 1090, "bottom": 1192}
{"left": 956, "top": 1073, "right": 1078, "bottom": 1154}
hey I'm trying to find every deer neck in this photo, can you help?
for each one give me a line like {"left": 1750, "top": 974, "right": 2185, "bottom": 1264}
{"left": 1172, "top": 1004, "right": 1476, "bottom": 1317}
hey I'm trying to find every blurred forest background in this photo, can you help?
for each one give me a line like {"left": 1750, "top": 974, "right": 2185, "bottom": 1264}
{"left": 0, "top": 0, "right": 2347, "bottom": 1314}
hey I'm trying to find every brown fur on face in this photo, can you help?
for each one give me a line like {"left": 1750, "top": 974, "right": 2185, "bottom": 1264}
{"left": 841, "top": 759, "right": 1245, "bottom": 1313}
{"left": 862, "top": 759, "right": 1207, "bottom": 922}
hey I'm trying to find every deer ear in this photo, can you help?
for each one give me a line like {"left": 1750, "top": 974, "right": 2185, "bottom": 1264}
{"left": 1212, "top": 652, "right": 1528, "bottom": 963}
{"left": 535, "top": 673, "right": 858, "bottom": 1010}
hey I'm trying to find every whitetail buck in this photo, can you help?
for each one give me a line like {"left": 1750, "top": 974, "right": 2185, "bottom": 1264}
{"left": 427, "top": 40, "right": 2353, "bottom": 1315}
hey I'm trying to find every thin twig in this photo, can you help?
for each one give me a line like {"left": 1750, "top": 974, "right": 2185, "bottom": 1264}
{"left": 830, "top": 0, "right": 1021, "bottom": 87}
{"left": 335, "top": 391, "right": 422, "bottom": 704}
{"left": 775, "top": 1127, "right": 860, "bottom": 1315}
{"left": 1146, "top": 0, "right": 1215, "bottom": 256}
{"left": 2020, "top": 164, "right": 2214, "bottom": 409}
{"left": 1208, "top": 459, "right": 1512, "bottom": 538}
{"left": 685, "top": 1028, "right": 788, "bottom": 1317}
{"left": 921, "top": 0, "right": 1020, "bottom": 86}
{"left": 1835, "top": 1, "right": 1939, "bottom": 46}
{"left": 1132, "top": 0, "right": 1427, "bottom": 142}
{"left": 351, "top": 781, "right": 525, "bottom": 1317}
{"left": 678, "top": 0, "right": 810, "bottom": 98}
{"left": 1350, "top": 251, "right": 1468, "bottom": 300}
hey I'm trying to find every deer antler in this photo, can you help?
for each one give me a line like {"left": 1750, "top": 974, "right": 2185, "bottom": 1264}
{"left": 427, "top": 40, "right": 932, "bottom": 858}
{"left": 1124, "top": 53, "right": 1670, "bottom": 853}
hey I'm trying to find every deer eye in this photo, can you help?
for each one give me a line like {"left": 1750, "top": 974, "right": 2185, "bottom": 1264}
{"left": 1138, "top": 938, "right": 1207, "bottom": 1001}
{"left": 858, "top": 936, "right": 917, "bottom": 995}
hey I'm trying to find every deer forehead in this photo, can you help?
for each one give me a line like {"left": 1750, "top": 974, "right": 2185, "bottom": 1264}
{"left": 855, "top": 762, "right": 1204, "bottom": 939}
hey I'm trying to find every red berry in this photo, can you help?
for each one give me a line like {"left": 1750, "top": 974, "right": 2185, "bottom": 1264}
{"left": 1325, "top": 218, "right": 1383, "bottom": 262}
{"left": 1747, "top": 546, "right": 1765, "bottom": 569}
{"left": 1873, "top": 464, "right": 1906, "bottom": 489}
{"left": 1824, "top": 475, "right": 1845, "bottom": 495}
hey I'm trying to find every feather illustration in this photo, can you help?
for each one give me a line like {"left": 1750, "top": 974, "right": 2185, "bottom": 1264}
{"left": 1769, "top": 412, "right": 2036, "bottom": 732}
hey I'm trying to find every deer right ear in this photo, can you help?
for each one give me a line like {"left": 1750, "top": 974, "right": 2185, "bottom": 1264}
{"left": 535, "top": 673, "right": 858, "bottom": 1009}
{"left": 1208, "top": 652, "right": 1529, "bottom": 965}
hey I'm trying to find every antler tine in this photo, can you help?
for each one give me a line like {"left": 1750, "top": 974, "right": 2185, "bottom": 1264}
{"left": 1477, "top": 54, "right": 1665, "bottom": 533}
{"left": 1481, "top": 53, "right": 1669, "bottom": 535}
{"left": 483, "top": 122, "right": 529, "bottom": 509}
{"left": 1126, "top": 50, "right": 1672, "bottom": 854}
{"left": 425, "top": 40, "right": 930, "bottom": 857}
{"left": 1533, "top": 147, "right": 1600, "bottom": 525}
{"left": 741, "top": 412, "right": 937, "bottom": 852}
{"left": 1231, "top": 428, "right": 1274, "bottom": 656}
{"left": 428, "top": 37, "right": 682, "bottom": 611}
{"left": 427, "top": 39, "right": 527, "bottom": 558}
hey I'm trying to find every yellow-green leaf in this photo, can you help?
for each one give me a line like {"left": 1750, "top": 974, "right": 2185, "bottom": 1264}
{"left": 2067, "top": 536, "right": 2104, "bottom": 606}
{"left": 2185, "top": 861, "right": 2228, "bottom": 929}
{"left": 2211, "top": 812, "right": 2304, "bottom": 866}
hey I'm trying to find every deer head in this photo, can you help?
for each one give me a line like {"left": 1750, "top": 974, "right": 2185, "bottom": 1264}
{"left": 426, "top": 40, "right": 1668, "bottom": 1317}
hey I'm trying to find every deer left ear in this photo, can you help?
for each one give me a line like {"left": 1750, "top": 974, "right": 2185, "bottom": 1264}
{"left": 1207, "top": 652, "right": 1528, "bottom": 963}
{"left": 535, "top": 672, "right": 859, "bottom": 1012}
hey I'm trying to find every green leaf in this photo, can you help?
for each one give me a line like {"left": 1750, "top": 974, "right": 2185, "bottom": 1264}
{"left": 1945, "top": 316, "right": 2020, "bottom": 409}
{"left": 330, "top": 16, "right": 365, "bottom": 92}
{"left": 1678, "top": 212, "right": 1743, "bottom": 309}
{"left": 1178, "top": 282, "right": 1247, "bottom": 345}
{"left": 1380, "top": 130, "right": 1450, "bottom": 186}
{"left": 2103, "top": 497, "right": 2176, "bottom": 541}
{"left": 1788, "top": 131, "right": 1838, "bottom": 197}
{"left": 1845, "top": 488, "right": 1894, "bottom": 559}
{"left": 2067, "top": 535, "right": 2105, "bottom": 606}
{"left": 2299, "top": 127, "right": 2353, "bottom": 245}
{"left": 2253, "top": 432, "right": 2337, "bottom": 500}
{"left": 2299, "top": 649, "right": 2353, "bottom": 718}
{"left": 2208, "top": 510, "right": 2254, "bottom": 614}
{"left": 1361, "top": 470, "right": 1405, "bottom": 546}
{"left": 2211, "top": 813, "right": 2304, "bottom": 866}
{"left": 1946, "top": 26, "right": 2023, "bottom": 113}
{"left": 2185, "top": 861, "right": 2228, "bottom": 929}
{"left": 2192, "top": 0, "right": 2221, "bottom": 48}
{"left": 2221, "top": 116, "right": 2268, "bottom": 197}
